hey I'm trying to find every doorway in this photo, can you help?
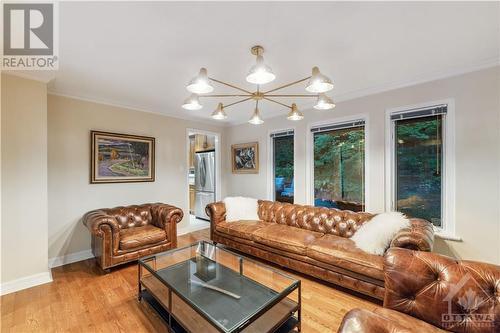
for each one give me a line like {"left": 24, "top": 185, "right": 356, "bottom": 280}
{"left": 186, "top": 129, "right": 221, "bottom": 233}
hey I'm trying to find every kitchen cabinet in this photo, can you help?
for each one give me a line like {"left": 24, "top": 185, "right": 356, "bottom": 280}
{"left": 189, "top": 185, "right": 195, "bottom": 214}
{"left": 194, "top": 134, "right": 215, "bottom": 152}
{"left": 189, "top": 135, "right": 195, "bottom": 168}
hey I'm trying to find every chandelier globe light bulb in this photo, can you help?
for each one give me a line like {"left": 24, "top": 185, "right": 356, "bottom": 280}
{"left": 306, "top": 66, "right": 334, "bottom": 93}
{"left": 181, "top": 94, "right": 203, "bottom": 110}
{"left": 187, "top": 68, "right": 214, "bottom": 94}
{"left": 313, "top": 93, "right": 336, "bottom": 110}
{"left": 211, "top": 103, "right": 227, "bottom": 120}
{"left": 287, "top": 103, "right": 304, "bottom": 121}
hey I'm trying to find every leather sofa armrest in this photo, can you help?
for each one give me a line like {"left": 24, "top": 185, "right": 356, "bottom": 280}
{"left": 150, "top": 203, "right": 183, "bottom": 245}
{"left": 390, "top": 218, "right": 434, "bottom": 252}
{"left": 206, "top": 202, "right": 226, "bottom": 225}
{"left": 150, "top": 203, "right": 183, "bottom": 228}
{"left": 82, "top": 209, "right": 120, "bottom": 238}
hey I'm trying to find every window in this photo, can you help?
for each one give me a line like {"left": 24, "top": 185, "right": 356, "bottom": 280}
{"left": 271, "top": 130, "right": 294, "bottom": 203}
{"left": 390, "top": 105, "right": 448, "bottom": 229}
{"left": 311, "top": 120, "right": 365, "bottom": 212}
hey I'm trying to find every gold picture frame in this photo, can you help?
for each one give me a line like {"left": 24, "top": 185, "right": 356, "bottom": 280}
{"left": 91, "top": 131, "right": 155, "bottom": 183}
{"left": 231, "top": 142, "right": 259, "bottom": 174}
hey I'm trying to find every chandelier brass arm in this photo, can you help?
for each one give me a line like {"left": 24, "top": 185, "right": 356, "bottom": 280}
{"left": 263, "top": 97, "right": 292, "bottom": 109}
{"left": 261, "top": 76, "right": 311, "bottom": 94}
{"left": 208, "top": 77, "right": 254, "bottom": 95}
{"left": 200, "top": 94, "right": 252, "bottom": 98}
{"left": 264, "top": 94, "right": 317, "bottom": 98}
{"left": 224, "top": 97, "right": 254, "bottom": 108}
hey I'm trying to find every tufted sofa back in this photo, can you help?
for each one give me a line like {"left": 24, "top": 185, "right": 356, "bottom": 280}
{"left": 257, "top": 200, "right": 373, "bottom": 238}
{"left": 384, "top": 248, "right": 500, "bottom": 333}
{"left": 102, "top": 204, "right": 153, "bottom": 229}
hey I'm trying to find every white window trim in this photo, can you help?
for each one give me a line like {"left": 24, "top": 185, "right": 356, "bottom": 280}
{"left": 267, "top": 127, "right": 296, "bottom": 202}
{"left": 306, "top": 114, "right": 370, "bottom": 211}
{"left": 385, "top": 99, "right": 459, "bottom": 240}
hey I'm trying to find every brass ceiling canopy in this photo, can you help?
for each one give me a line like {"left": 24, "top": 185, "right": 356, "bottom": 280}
{"left": 182, "top": 45, "right": 336, "bottom": 124}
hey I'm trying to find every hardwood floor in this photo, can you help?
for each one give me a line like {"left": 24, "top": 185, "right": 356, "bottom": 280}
{"left": 1, "top": 229, "right": 381, "bottom": 332}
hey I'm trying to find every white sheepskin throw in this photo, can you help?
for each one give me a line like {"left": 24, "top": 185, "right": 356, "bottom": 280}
{"left": 223, "top": 196, "right": 260, "bottom": 222}
{"left": 351, "top": 212, "right": 410, "bottom": 255}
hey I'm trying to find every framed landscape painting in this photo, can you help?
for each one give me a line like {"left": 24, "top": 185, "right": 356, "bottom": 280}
{"left": 231, "top": 142, "right": 259, "bottom": 174}
{"left": 91, "top": 131, "right": 155, "bottom": 183}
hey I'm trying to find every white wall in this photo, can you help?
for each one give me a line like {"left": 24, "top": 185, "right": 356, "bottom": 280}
{"left": 47, "top": 95, "right": 225, "bottom": 263}
{"left": 1, "top": 74, "right": 50, "bottom": 290}
{"left": 223, "top": 67, "right": 500, "bottom": 265}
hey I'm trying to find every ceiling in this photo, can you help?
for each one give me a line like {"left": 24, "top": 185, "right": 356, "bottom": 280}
{"left": 22, "top": 2, "right": 500, "bottom": 125}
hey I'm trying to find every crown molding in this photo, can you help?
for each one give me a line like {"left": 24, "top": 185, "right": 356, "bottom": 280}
{"left": 47, "top": 91, "right": 230, "bottom": 128}
{"left": 333, "top": 56, "right": 499, "bottom": 104}
{"left": 2, "top": 71, "right": 56, "bottom": 84}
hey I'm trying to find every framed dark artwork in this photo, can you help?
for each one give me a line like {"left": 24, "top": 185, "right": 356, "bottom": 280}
{"left": 90, "top": 131, "right": 155, "bottom": 183}
{"left": 231, "top": 142, "right": 259, "bottom": 174}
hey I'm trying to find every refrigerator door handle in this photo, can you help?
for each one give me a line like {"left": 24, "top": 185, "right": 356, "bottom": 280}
{"left": 200, "top": 155, "right": 206, "bottom": 188}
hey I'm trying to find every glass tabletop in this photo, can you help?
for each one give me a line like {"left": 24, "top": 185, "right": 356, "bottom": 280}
{"left": 139, "top": 241, "right": 299, "bottom": 332}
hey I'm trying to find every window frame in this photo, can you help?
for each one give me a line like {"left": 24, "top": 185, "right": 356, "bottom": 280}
{"left": 306, "top": 114, "right": 370, "bottom": 211}
{"left": 267, "top": 128, "right": 296, "bottom": 202}
{"left": 385, "top": 99, "right": 457, "bottom": 239}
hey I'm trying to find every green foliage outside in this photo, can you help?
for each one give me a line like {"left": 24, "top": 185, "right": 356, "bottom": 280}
{"left": 313, "top": 127, "right": 365, "bottom": 205}
{"left": 274, "top": 136, "right": 294, "bottom": 181}
{"left": 396, "top": 116, "right": 442, "bottom": 226}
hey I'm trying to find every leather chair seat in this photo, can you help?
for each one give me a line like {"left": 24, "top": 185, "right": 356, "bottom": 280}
{"left": 252, "top": 224, "right": 323, "bottom": 255}
{"left": 307, "top": 234, "right": 384, "bottom": 281}
{"left": 119, "top": 225, "right": 166, "bottom": 251}
{"left": 215, "top": 220, "right": 271, "bottom": 240}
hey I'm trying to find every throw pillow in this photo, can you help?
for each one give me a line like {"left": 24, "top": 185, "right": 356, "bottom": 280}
{"left": 351, "top": 212, "right": 410, "bottom": 255}
{"left": 223, "top": 196, "right": 259, "bottom": 222}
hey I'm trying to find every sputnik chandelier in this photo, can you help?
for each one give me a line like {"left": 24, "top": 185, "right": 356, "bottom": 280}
{"left": 182, "top": 45, "right": 335, "bottom": 124}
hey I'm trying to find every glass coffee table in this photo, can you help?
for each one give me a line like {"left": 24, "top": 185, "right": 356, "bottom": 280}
{"left": 138, "top": 241, "right": 301, "bottom": 333}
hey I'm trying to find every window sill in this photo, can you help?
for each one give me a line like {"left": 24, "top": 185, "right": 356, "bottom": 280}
{"left": 435, "top": 230, "right": 462, "bottom": 242}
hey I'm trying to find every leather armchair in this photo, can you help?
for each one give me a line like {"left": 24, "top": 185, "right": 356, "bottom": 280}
{"left": 338, "top": 248, "right": 500, "bottom": 333}
{"left": 83, "top": 203, "right": 183, "bottom": 271}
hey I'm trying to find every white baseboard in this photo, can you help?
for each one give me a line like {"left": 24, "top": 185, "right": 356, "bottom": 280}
{"left": 177, "top": 223, "right": 210, "bottom": 236}
{"left": 48, "top": 249, "right": 94, "bottom": 268}
{"left": 0, "top": 271, "right": 53, "bottom": 296}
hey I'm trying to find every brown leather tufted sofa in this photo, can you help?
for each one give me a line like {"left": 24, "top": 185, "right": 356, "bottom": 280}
{"left": 206, "top": 200, "right": 434, "bottom": 300}
{"left": 338, "top": 248, "right": 500, "bottom": 333}
{"left": 83, "top": 203, "right": 183, "bottom": 271}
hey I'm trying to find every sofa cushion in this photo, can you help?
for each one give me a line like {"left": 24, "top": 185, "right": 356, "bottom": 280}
{"left": 119, "top": 225, "right": 166, "bottom": 250}
{"left": 351, "top": 212, "right": 410, "bottom": 255}
{"left": 215, "top": 221, "right": 271, "bottom": 240}
{"left": 307, "top": 234, "right": 384, "bottom": 281}
{"left": 252, "top": 224, "right": 323, "bottom": 255}
{"left": 223, "top": 197, "right": 259, "bottom": 221}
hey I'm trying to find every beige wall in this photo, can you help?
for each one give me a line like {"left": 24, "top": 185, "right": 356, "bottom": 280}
{"left": 223, "top": 67, "right": 500, "bottom": 265}
{"left": 47, "top": 95, "right": 224, "bottom": 261}
{"left": 1, "top": 74, "right": 49, "bottom": 283}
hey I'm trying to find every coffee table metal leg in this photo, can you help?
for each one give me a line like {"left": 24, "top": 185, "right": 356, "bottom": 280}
{"left": 137, "top": 263, "right": 142, "bottom": 301}
{"left": 298, "top": 280, "right": 302, "bottom": 332}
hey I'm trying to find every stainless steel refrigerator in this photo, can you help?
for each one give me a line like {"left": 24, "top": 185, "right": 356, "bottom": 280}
{"left": 194, "top": 150, "right": 215, "bottom": 220}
